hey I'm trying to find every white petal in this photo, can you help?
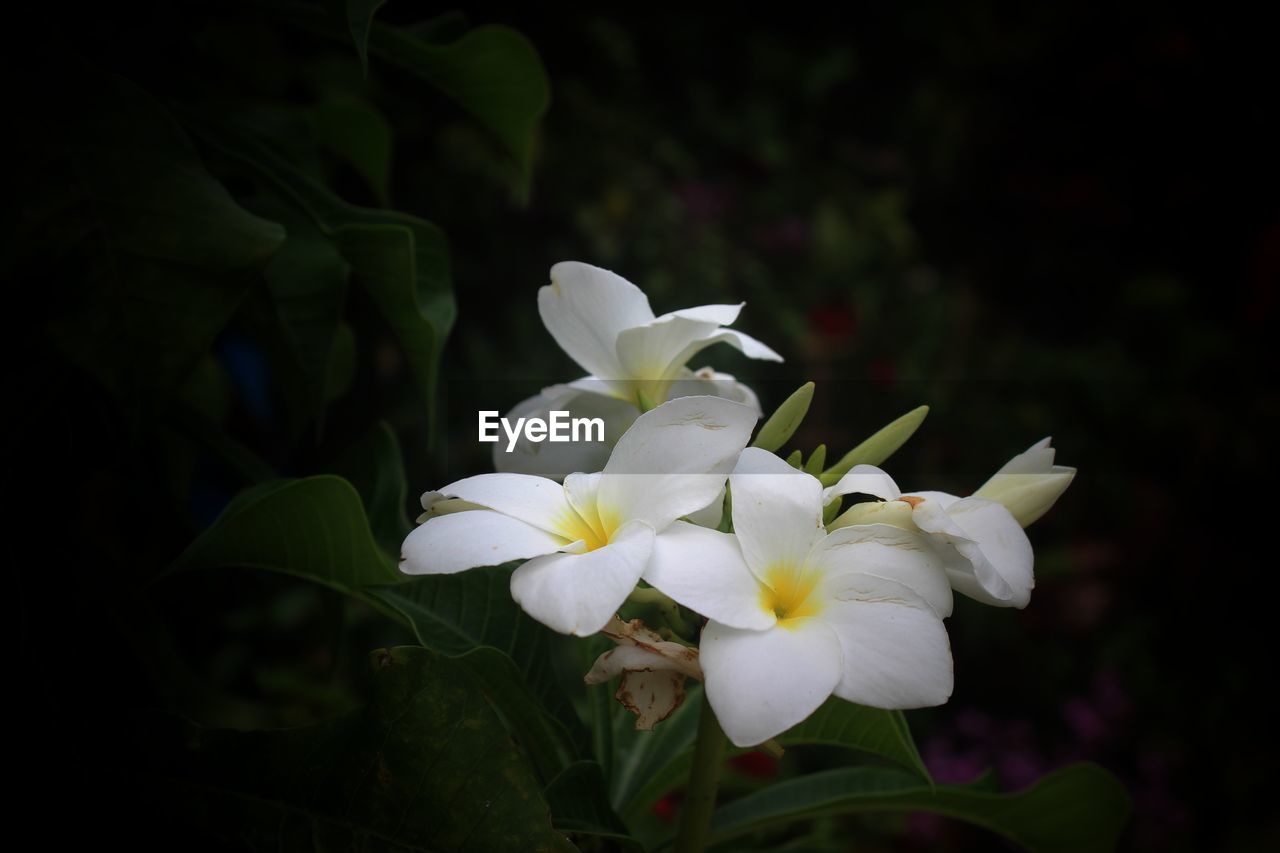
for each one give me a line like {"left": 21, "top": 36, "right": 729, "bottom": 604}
{"left": 730, "top": 447, "right": 825, "bottom": 581}
{"left": 938, "top": 497, "right": 1034, "bottom": 608}
{"left": 509, "top": 520, "right": 655, "bottom": 636}
{"left": 539, "top": 262, "right": 655, "bottom": 378}
{"left": 645, "top": 521, "right": 775, "bottom": 630}
{"left": 810, "top": 524, "right": 953, "bottom": 618}
{"left": 674, "top": 328, "right": 784, "bottom": 368}
{"left": 668, "top": 367, "right": 763, "bottom": 415}
{"left": 615, "top": 315, "right": 725, "bottom": 382}
{"left": 907, "top": 492, "right": 1017, "bottom": 605}
{"left": 823, "top": 573, "right": 954, "bottom": 709}
{"left": 491, "top": 383, "right": 634, "bottom": 479}
{"left": 436, "top": 472, "right": 575, "bottom": 537}
{"left": 598, "top": 396, "right": 756, "bottom": 531}
{"left": 657, "top": 303, "right": 745, "bottom": 325}
{"left": 683, "top": 486, "right": 726, "bottom": 528}
{"left": 826, "top": 498, "right": 916, "bottom": 532}
{"left": 400, "top": 510, "right": 567, "bottom": 575}
{"left": 823, "top": 464, "right": 903, "bottom": 503}
{"left": 701, "top": 619, "right": 842, "bottom": 747}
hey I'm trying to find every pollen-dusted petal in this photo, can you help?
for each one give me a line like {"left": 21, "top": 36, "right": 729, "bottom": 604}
{"left": 645, "top": 521, "right": 775, "bottom": 631}
{"left": 510, "top": 520, "right": 655, "bottom": 636}
{"left": 823, "top": 573, "right": 954, "bottom": 709}
{"left": 700, "top": 618, "right": 842, "bottom": 747}
{"left": 729, "top": 448, "right": 825, "bottom": 583}
{"left": 400, "top": 510, "right": 568, "bottom": 575}
{"left": 598, "top": 396, "right": 756, "bottom": 532}
{"left": 538, "top": 262, "right": 655, "bottom": 379}
{"left": 809, "top": 523, "right": 953, "bottom": 618}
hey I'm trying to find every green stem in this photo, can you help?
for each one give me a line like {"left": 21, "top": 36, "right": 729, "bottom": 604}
{"left": 674, "top": 692, "right": 727, "bottom": 853}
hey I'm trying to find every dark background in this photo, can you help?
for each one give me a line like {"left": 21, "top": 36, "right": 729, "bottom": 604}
{"left": 12, "top": 2, "right": 1278, "bottom": 849}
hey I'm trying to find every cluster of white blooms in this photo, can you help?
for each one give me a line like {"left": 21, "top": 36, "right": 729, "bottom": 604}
{"left": 401, "top": 262, "right": 1074, "bottom": 747}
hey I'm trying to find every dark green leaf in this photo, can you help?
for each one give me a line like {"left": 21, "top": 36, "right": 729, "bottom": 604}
{"left": 278, "top": 2, "right": 550, "bottom": 181}
{"left": 779, "top": 699, "right": 931, "bottom": 783}
{"left": 370, "top": 567, "right": 587, "bottom": 742}
{"left": 329, "top": 422, "right": 412, "bottom": 551}
{"left": 312, "top": 97, "right": 393, "bottom": 204}
{"left": 708, "top": 764, "right": 1130, "bottom": 852}
{"left": 142, "top": 646, "right": 574, "bottom": 852}
{"left": 171, "top": 475, "right": 403, "bottom": 591}
{"left": 545, "top": 761, "right": 643, "bottom": 850}
{"left": 345, "top": 0, "right": 387, "bottom": 76}
{"left": 182, "top": 112, "right": 455, "bottom": 429}
{"left": 258, "top": 195, "right": 350, "bottom": 426}
{"left": 613, "top": 683, "right": 704, "bottom": 820}
{"left": 454, "top": 646, "right": 577, "bottom": 784}
{"left": 37, "top": 79, "right": 284, "bottom": 402}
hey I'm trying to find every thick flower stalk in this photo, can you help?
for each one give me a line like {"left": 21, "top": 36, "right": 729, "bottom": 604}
{"left": 496, "top": 261, "right": 780, "bottom": 478}
{"left": 400, "top": 396, "right": 756, "bottom": 636}
{"left": 644, "top": 448, "right": 954, "bottom": 747}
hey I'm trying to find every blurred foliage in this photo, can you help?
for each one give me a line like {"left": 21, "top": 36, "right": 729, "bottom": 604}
{"left": 12, "top": 1, "right": 1276, "bottom": 851}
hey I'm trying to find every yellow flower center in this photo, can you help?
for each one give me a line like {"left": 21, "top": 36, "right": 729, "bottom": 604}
{"left": 557, "top": 502, "right": 616, "bottom": 552}
{"left": 760, "top": 564, "right": 823, "bottom": 626}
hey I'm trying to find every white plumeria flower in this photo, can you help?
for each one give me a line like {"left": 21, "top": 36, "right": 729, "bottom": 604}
{"left": 644, "top": 448, "right": 954, "bottom": 747}
{"left": 400, "top": 396, "right": 756, "bottom": 636}
{"left": 973, "top": 437, "right": 1075, "bottom": 527}
{"left": 826, "top": 465, "right": 1035, "bottom": 608}
{"left": 495, "top": 261, "right": 779, "bottom": 479}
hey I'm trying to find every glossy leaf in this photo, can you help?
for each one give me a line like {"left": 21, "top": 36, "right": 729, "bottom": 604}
{"left": 171, "top": 475, "right": 403, "bottom": 590}
{"left": 820, "top": 404, "right": 930, "bottom": 486}
{"left": 613, "top": 683, "right": 705, "bottom": 820}
{"left": 141, "top": 646, "right": 574, "bottom": 852}
{"left": 707, "top": 763, "right": 1130, "bottom": 852}
{"left": 312, "top": 97, "right": 393, "bottom": 204}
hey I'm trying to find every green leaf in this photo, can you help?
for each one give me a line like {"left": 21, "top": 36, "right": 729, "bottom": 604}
{"left": 258, "top": 195, "right": 350, "bottom": 427}
{"left": 142, "top": 646, "right": 574, "bottom": 852}
{"left": 40, "top": 76, "right": 284, "bottom": 402}
{"left": 329, "top": 422, "right": 412, "bottom": 551}
{"left": 278, "top": 2, "right": 550, "bottom": 182}
{"left": 312, "top": 97, "right": 393, "bottom": 204}
{"left": 454, "top": 646, "right": 577, "bottom": 785}
{"left": 778, "top": 699, "right": 930, "bottom": 783}
{"left": 803, "top": 444, "right": 827, "bottom": 476}
{"left": 171, "top": 475, "right": 403, "bottom": 590}
{"left": 345, "top": 0, "right": 387, "bottom": 76}
{"left": 544, "top": 762, "right": 642, "bottom": 849}
{"left": 707, "top": 764, "right": 1130, "bottom": 852}
{"left": 820, "top": 404, "right": 930, "bottom": 486}
{"left": 182, "top": 113, "right": 455, "bottom": 430}
{"left": 785, "top": 449, "right": 803, "bottom": 468}
{"left": 752, "top": 382, "right": 814, "bottom": 452}
{"left": 370, "top": 567, "right": 586, "bottom": 742}
{"left": 612, "top": 683, "right": 705, "bottom": 820}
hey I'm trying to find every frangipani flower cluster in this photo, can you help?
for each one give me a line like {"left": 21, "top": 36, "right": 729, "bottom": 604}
{"left": 402, "top": 262, "right": 1076, "bottom": 748}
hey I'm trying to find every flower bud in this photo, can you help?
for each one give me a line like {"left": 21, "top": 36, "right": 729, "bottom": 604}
{"left": 973, "top": 437, "right": 1075, "bottom": 527}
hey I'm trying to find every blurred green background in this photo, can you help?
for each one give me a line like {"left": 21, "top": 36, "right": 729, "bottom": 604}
{"left": 13, "top": 1, "right": 1276, "bottom": 849}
